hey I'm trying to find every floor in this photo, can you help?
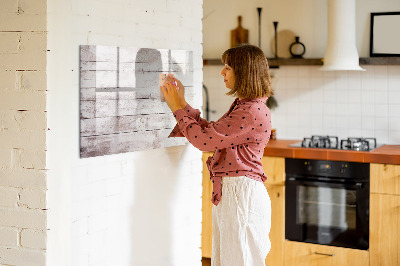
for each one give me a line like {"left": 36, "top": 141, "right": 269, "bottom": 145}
{"left": 202, "top": 257, "right": 211, "bottom": 266}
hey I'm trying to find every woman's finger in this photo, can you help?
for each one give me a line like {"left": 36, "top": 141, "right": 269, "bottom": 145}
{"left": 174, "top": 77, "right": 183, "bottom": 89}
{"left": 160, "top": 85, "right": 168, "bottom": 95}
{"left": 165, "top": 80, "right": 177, "bottom": 94}
{"left": 167, "top": 76, "right": 178, "bottom": 88}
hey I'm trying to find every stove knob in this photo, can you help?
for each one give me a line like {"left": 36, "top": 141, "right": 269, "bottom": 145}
{"left": 305, "top": 162, "right": 312, "bottom": 171}
{"left": 340, "top": 164, "right": 347, "bottom": 174}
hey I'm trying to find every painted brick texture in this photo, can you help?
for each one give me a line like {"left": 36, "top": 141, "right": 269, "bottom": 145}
{"left": 46, "top": 0, "right": 204, "bottom": 265}
{"left": 0, "top": 0, "right": 47, "bottom": 265}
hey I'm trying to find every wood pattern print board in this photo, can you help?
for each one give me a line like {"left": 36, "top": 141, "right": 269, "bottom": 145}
{"left": 80, "top": 45, "right": 193, "bottom": 158}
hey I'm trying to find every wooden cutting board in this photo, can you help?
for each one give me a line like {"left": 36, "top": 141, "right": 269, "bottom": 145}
{"left": 231, "top": 16, "right": 249, "bottom": 48}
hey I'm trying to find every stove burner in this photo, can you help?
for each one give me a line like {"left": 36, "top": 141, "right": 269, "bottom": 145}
{"left": 295, "top": 136, "right": 378, "bottom": 151}
{"left": 301, "top": 135, "right": 339, "bottom": 149}
{"left": 340, "top": 137, "right": 377, "bottom": 151}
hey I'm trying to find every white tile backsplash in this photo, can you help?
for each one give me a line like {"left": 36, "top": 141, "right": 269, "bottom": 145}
{"left": 336, "top": 115, "right": 348, "bottom": 129}
{"left": 374, "top": 65, "right": 388, "bottom": 77}
{"left": 335, "top": 74, "right": 349, "bottom": 90}
{"left": 336, "top": 103, "right": 349, "bottom": 116}
{"left": 389, "top": 131, "right": 400, "bottom": 143}
{"left": 362, "top": 116, "right": 375, "bottom": 130}
{"left": 285, "top": 66, "right": 298, "bottom": 77}
{"left": 374, "top": 77, "right": 388, "bottom": 91}
{"left": 336, "top": 90, "right": 349, "bottom": 103}
{"left": 298, "top": 77, "right": 311, "bottom": 89}
{"left": 323, "top": 103, "right": 336, "bottom": 116}
{"left": 204, "top": 65, "right": 400, "bottom": 144}
{"left": 361, "top": 104, "right": 375, "bottom": 117}
{"left": 375, "top": 130, "right": 389, "bottom": 144}
{"left": 389, "top": 104, "right": 400, "bottom": 117}
{"left": 362, "top": 90, "right": 375, "bottom": 103}
{"left": 388, "top": 75, "right": 400, "bottom": 91}
{"left": 388, "top": 91, "right": 400, "bottom": 104}
{"left": 375, "top": 117, "right": 389, "bottom": 129}
{"left": 298, "top": 67, "right": 311, "bottom": 78}
{"left": 389, "top": 117, "right": 400, "bottom": 131}
{"left": 286, "top": 77, "right": 299, "bottom": 89}
{"left": 374, "top": 90, "right": 388, "bottom": 104}
{"left": 375, "top": 104, "right": 389, "bottom": 117}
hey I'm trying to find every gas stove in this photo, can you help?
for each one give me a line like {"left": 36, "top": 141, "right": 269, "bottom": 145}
{"left": 289, "top": 135, "right": 381, "bottom": 151}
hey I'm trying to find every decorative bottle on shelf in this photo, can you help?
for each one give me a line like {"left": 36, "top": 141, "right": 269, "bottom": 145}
{"left": 289, "top": 36, "right": 306, "bottom": 58}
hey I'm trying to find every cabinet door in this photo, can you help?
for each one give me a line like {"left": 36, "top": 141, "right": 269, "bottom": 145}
{"left": 261, "top": 156, "right": 285, "bottom": 185}
{"left": 202, "top": 152, "right": 213, "bottom": 258}
{"left": 284, "top": 241, "right": 369, "bottom": 266}
{"left": 264, "top": 184, "right": 284, "bottom": 266}
{"left": 370, "top": 163, "right": 400, "bottom": 195}
{"left": 370, "top": 193, "right": 400, "bottom": 266}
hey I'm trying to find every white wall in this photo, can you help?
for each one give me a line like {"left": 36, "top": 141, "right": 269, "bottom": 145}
{"left": 46, "top": 0, "right": 203, "bottom": 265}
{"left": 203, "top": 0, "right": 400, "bottom": 145}
{"left": 204, "top": 0, "right": 326, "bottom": 59}
{"left": 203, "top": 0, "right": 400, "bottom": 58}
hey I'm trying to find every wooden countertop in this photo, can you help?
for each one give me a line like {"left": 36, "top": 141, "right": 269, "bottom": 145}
{"left": 263, "top": 139, "right": 400, "bottom": 165}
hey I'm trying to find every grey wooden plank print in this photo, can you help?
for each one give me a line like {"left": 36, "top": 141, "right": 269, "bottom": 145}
{"left": 79, "top": 45, "right": 193, "bottom": 158}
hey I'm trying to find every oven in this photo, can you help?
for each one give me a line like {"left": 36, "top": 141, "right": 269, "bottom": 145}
{"left": 285, "top": 158, "right": 370, "bottom": 250}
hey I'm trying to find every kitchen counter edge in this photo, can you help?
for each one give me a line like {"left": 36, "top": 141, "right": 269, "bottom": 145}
{"left": 262, "top": 139, "right": 400, "bottom": 165}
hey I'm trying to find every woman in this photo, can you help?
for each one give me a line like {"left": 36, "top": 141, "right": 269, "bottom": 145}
{"left": 161, "top": 44, "right": 273, "bottom": 266}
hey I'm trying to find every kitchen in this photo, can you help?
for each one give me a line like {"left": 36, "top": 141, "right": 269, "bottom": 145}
{"left": 0, "top": 0, "right": 399, "bottom": 265}
{"left": 202, "top": 0, "right": 400, "bottom": 265}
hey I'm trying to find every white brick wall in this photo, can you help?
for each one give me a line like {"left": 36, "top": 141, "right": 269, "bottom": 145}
{"left": 0, "top": 227, "right": 19, "bottom": 247}
{"left": 0, "top": 0, "right": 48, "bottom": 265}
{"left": 0, "top": 187, "right": 19, "bottom": 208}
{"left": 46, "top": 0, "right": 203, "bottom": 266}
{"left": 21, "top": 229, "right": 47, "bottom": 250}
{"left": 2, "top": 0, "right": 203, "bottom": 263}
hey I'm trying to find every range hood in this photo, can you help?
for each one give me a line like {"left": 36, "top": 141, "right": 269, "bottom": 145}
{"left": 320, "top": 0, "right": 365, "bottom": 71}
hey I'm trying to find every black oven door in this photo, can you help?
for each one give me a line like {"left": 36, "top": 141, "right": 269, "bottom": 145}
{"left": 285, "top": 177, "right": 369, "bottom": 250}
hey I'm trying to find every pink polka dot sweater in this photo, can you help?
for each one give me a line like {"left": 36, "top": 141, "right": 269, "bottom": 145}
{"left": 168, "top": 97, "right": 272, "bottom": 206}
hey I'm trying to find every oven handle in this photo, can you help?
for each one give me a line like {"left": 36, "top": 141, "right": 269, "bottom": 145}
{"left": 286, "top": 177, "right": 364, "bottom": 189}
{"left": 314, "top": 252, "right": 335, "bottom": 257}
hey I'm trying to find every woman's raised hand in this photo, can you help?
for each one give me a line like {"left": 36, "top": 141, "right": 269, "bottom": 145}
{"left": 167, "top": 74, "right": 187, "bottom": 108}
{"left": 161, "top": 75, "right": 184, "bottom": 113}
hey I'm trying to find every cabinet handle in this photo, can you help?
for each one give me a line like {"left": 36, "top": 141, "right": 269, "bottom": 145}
{"left": 314, "top": 252, "right": 335, "bottom": 257}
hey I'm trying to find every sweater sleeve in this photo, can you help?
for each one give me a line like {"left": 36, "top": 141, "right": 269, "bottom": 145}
{"left": 172, "top": 106, "right": 256, "bottom": 152}
{"left": 168, "top": 103, "right": 211, "bottom": 138}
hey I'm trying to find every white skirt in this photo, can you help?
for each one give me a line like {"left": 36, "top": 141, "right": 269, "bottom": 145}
{"left": 212, "top": 176, "right": 271, "bottom": 266}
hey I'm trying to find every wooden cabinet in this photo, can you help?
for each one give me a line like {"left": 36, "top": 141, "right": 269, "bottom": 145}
{"left": 370, "top": 193, "right": 400, "bottom": 266}
{"left": 370, "top": 163, "right": 400, "bottom": 266}
{"left": 284, "top": 241, "right": 369, "bottom": 266}
{"left": 261, "top": 156, "right": 285, "bottom": 185}
{"left": 264, "top": 184, "right": 284, "bottom": 266}
{"left": 370, "top": 163, "right": 400, "bottom": 195}
{"left": 201, "top": 152, "right": 213, "bottom": 258}
{"left": 261, "top": 156, "right": 285, "bottom": 266}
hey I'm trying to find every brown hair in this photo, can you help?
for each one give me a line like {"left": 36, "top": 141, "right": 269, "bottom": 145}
{"left": 221, "top": 44, "right": 273, "bottom": 99}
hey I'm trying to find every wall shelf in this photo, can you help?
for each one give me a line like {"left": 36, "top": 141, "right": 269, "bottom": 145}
{"left": 203, "top": 58, "right": 322, "bottom": 67}
{"left": 359, "top": 57, "right": 400, "bottom": 65}
{"left": 268, "top": 58, "right": 323, "bottom": 67}
{"left": 203, "top": 57, "right": 400, "bottom": 67}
